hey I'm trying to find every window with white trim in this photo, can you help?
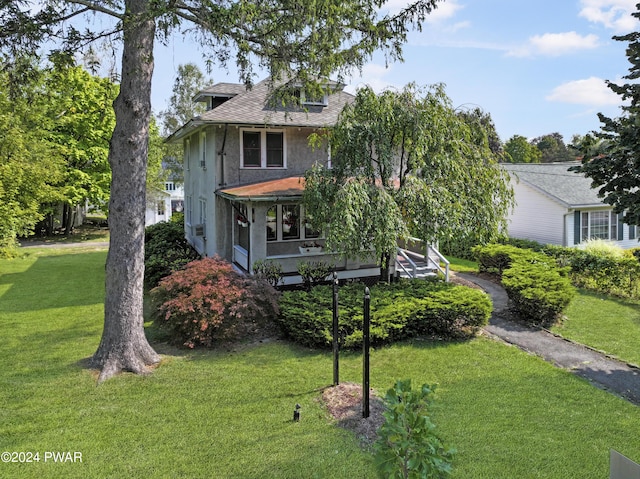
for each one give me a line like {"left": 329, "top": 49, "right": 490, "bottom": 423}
{"left": 581, "top": 211, "right": 617, "bottom": 241}
{"left": 266, "top": 204, "right": 320, "bottom": 241}
{"left": 241, "top": 129, "right": 286, "bottom": 168}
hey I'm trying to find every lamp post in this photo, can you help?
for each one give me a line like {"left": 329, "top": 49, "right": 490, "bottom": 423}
{"left": 362, "top": 286, "right": 370, "bottom": 418}
{"left": 332, "top": 271, "right": 339, "bottom": 386}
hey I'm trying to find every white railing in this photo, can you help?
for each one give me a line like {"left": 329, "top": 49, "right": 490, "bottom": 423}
{"left": 396, "top": 247, "right": 418, "bottom": 278}
{"left": 396, "top": 238, "right": 450, "bottom": 282}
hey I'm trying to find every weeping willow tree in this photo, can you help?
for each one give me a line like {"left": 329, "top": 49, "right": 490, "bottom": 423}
{"left": 304, "top": 83, "right": 514, "bottom": 273}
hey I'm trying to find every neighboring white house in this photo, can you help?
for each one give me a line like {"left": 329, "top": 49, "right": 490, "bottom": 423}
{"left": 503, "top": 162, "right": 638, "bottom": 249}
{"left": 145, "top": 181, "right": 184, "bottom": 226}
{"left": 167, "top": 77, "right": 381, "bottom": 284}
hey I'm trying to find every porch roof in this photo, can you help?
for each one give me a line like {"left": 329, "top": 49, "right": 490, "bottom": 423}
{"left": 217, "top": 176, "right": 305, "bottom": 202}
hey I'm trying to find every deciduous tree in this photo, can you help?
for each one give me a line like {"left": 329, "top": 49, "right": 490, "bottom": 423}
{"left": 1, "top": 0, "right": 441, "bottom": 381}
{"left": 504, "top": 135, "right": 542, "bottom": 163}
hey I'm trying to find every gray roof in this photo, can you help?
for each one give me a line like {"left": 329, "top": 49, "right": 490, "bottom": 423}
{"left": 192, "top": 83, "right": 247, "bottom": 102}
{"left": 502, "top": 162, "right": 604, "bottom": 208}
{"left": 168, "top": 78, "right": 353, "bottom": 141}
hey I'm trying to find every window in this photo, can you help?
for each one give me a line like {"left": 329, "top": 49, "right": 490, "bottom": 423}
{"left": 580, "top": 211, "right": 617, "bottom": 241}
{"left": 199, "top": 132, "right": 206, "bottom": 168}
{"left": 282, "top": 204, "right": 300, "bottom": 240}
{"left": 267, "top": 204, "right": 319, "bottom": 242}
{"left": 185, "top": 196, "right": 192, "bottom": 225}
{"left": 157, "top": 201, "right": 165, "bottom": 216}
{"left": 185, "top": 139, "right": 191, "bottom": 171}
{"left": 241, "top": 129, "right": 285, "bottom": 168}
{"left": 165, "top": 182, "right": 175, "bottom": 191}
{"left": 199, "top": 199, "right": 207, "bottom": 226}
{"left": 266, "top": 133, "right": 283, "bottom": 167}
{"left": 266, "top": 206, "right": 277, "bottom": 241}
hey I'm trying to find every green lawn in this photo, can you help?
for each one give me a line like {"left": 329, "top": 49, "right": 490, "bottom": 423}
{"left": 2, "top": 248, "right": 640, "bottom": 478}
{"left": 552, "top": 289, "right": 640, "bottom": 367}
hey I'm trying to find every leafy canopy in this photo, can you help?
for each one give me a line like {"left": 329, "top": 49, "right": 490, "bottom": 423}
{"left": 304, "top": 83, "right": 514, "bottom": 261}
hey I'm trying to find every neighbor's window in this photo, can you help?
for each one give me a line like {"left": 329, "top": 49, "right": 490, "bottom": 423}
{"left": 241, "top": 129, "right": 285, "bottom": 168}
{"left": 581, "top": 211, "right": 616, "bottom": 241}
{"left": 157, "top": 201, "right": 165, "bottom": 215}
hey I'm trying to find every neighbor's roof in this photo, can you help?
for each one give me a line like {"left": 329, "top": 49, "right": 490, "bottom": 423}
{"left": 502, "top": 162, "right": 604, "bottom": 208}
{"left": 168, "top": 78, "right": 353, "bottom": 142}
{"left": 217, "top": 176, "right": 305, "bottom": 202}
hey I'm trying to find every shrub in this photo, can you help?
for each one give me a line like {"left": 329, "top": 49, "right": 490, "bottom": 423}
{"left": 277, "top": 280, "right": 491, "bottom": 349}
{"left": 474, "top": 244, "right": 575, "bottom": 326}
{"left": 543, "top": 242, "right": 640, "bottom": 299}
{"left": 144, "top": 220, "right": 199, "bottom": 288}
{"left": 297, "top": 260, "right": 332, "bottom": 290}
{"left": 252, "top": 259, "right": 284, "bottom": 287}
{"left": 501, "top": 261, "right": 575, "bottom": 327}
{"left": 374, "top": 379, "right": 455, "bottom": 479}
{"left": 152, "top": 256, "right": 279, "bottom": 348}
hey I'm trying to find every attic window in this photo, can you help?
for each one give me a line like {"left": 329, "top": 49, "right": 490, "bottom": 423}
{"left": 293, "top": 88, "right": 328, "bottom": 106}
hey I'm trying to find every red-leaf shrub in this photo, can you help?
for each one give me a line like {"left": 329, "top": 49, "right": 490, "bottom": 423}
{"left": 151, "top": 256, "right": 280, "bottom": 348}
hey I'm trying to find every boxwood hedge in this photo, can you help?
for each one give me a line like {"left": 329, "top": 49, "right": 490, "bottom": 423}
{"left": 276, "top": 279, "right": 492, "bottom": 349}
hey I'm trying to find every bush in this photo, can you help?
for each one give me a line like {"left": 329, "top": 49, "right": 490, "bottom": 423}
{"left": 501, "top": 261, "right": 575, "bottom": 327}
{"left": 297, "top": 260, "right": 332, "bottom": 290}
{"left": 276, "top": 280, "right": 491, "bottom": 349}
{"left": 374, "top": 379, "right": 455, "bottom": 479}
{"left": 252, "top": 259, "right": 284, "bottom": 287}
{"left": 474, "top": 244, "right": 575, "bottom": 326}
{"left": 144, "top": 220, "right": 199, "bottom": 288}
{"left": 543, "top": 241, "right": 640, "bottom": 299}
{"left": 152, "top": 256, "right": 279, "bottom": 348}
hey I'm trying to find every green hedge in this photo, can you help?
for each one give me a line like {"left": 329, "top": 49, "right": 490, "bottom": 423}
{"left": 543, "top": 243, "right": 640, "bottom": 300}
{"left": 473, "top": 244, "right": 575, "bottom": 327}
{"left": 277, "top": 280, "right": 492, "bottom": 349}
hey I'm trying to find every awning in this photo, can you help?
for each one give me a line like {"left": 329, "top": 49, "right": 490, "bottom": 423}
{"left": 217, "top": 176, "right": 305, "bottom": 202}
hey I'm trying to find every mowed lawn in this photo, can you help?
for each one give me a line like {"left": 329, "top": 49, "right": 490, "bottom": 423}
{"left": 1, "top": 247, "right": 640, "bottom": 478}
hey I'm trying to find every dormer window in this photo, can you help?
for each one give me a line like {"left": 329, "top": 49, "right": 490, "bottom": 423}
{"left": 293, "top": 88, "right": 328, "bottom": 107}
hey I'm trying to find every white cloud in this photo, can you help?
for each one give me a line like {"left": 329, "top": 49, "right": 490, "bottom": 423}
{"left": 382, "top": 0, "right": 463, "bottom": 22}
{"left": 546, "top": 77, "right": 621, "bottom": 106}
{"left": 345, "top": 63, "right": 397, "bottom": 94}
{"left": 579, "top": 0, "right": 637, "bottom": 33}
{"left": 508, "top": 31, "right": 600, "bottom": 57}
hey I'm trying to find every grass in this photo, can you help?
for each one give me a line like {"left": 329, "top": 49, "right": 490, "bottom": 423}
{"left": 552, "top": 289, "right": 640, "bottom": 367}
{"left": 445, "top": 256, "right": 478, "bottom": 273}
{"left": 2, "top": 247, "right": 640, "bottom": 478}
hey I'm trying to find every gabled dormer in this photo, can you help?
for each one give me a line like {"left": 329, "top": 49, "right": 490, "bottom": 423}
{"left": 193, "top": 83, "right": 247, "bottom": 111}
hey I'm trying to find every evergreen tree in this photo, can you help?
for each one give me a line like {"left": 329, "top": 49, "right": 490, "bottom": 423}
{"left": 572, "top": 7, "right": 640, "bottom": 228}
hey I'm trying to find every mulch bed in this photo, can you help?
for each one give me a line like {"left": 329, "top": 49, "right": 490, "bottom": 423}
{"left": 320, "top": 382, "right": 386, "bottom": 447}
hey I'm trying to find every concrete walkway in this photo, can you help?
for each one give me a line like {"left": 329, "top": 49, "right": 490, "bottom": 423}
{"left": 457, "top": 273, "right": 640, "bottom": 406}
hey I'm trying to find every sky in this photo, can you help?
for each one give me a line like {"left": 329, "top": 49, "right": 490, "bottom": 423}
{"left": 147, "top": 0, "right": 637, "bottom": 144}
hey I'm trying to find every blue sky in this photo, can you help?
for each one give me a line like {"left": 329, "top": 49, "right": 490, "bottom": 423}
{"left": 149, "top": 0, "right": 636, "bottom": 144}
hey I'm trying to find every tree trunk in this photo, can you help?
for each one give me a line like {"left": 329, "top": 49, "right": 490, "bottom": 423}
{"left": 90, "top": 0, "right": 160, "bottom": 382}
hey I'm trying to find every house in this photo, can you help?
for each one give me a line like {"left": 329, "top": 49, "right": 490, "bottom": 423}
{"left": 144, "top": 181, "right": 184, "bottom": 227}
{"left": 503, "top": 162, "right": 638, "bottom": 248}
{"left": 167, "top": 77, "right": 381, "bottom": 284}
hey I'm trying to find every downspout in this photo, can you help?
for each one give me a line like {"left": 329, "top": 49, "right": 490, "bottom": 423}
{"left": 218, "top": 123, "right": 228, "bottom": 187}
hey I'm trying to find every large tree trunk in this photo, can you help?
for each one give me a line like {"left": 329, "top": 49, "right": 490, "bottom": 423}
{"left": 91, "top": 0, "right": 160, "bottom": 382}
